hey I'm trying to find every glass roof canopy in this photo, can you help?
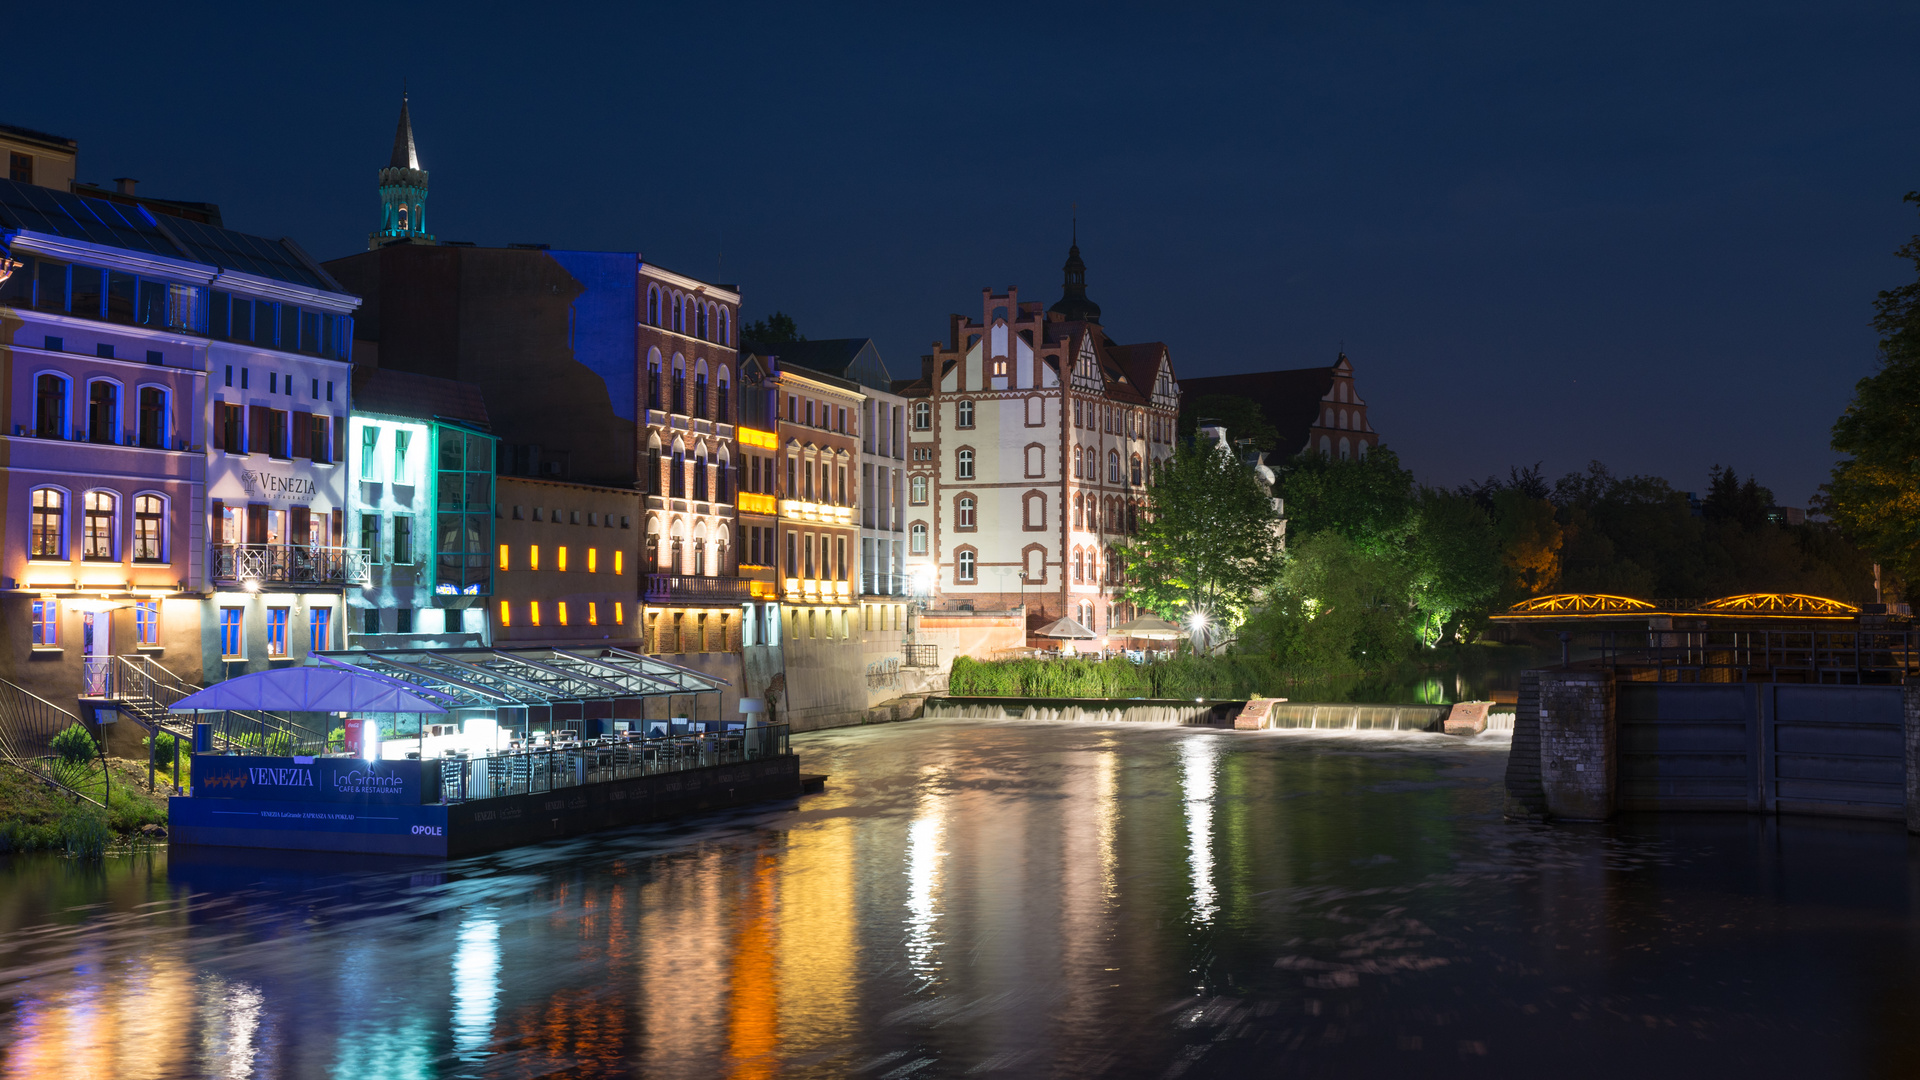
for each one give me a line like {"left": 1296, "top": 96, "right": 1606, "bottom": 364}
{"left": 315, "top": 647, "right": 726, "bottom": 713}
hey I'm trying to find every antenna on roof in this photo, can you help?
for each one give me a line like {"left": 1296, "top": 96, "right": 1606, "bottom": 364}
{"left": 1071, "top": 201, "right": 1077, "bottom": 245}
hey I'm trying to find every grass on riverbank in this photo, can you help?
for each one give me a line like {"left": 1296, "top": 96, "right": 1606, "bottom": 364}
{"left": 0, "top": 757, "right": 174, "bottom": 855}
{"left": 949, "top": 654, "right": 1289, "bottom": 700}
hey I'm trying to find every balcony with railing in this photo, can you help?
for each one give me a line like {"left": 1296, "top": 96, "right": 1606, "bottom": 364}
{"left": 212, "top": 544, "right": 370, "bottom": 586}
{"left": 644, "top": 573, "right": 755, "bottom": 605}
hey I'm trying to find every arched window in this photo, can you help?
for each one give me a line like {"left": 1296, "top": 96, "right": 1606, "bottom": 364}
{"left": 697, "top": 303, "right": 708, "bottom": 340}
{"left": 911, "top": 475, "right": 928, "bottom": 504}
{"left": 719, "top": 308, "right": 729, "bottom": 346}
{"left": 83, "top": 491, "right": 117, "bottom": 561}
{"left": 694, "top": 452, "right": 709, "bottom": 501}
{"left": 1073, "top": 495, "right": 1083, "bottom": 529}
{"left": 716, "top": 526, "right": 730, "bottom": 574}
{"left": 1357, "top": 442, "right": 1369, "bottom": 460}
{"left": 958, "top": 549, "right": 975, "bottom": 582}
{"left": 35, "top": 374, "right": 69, "bottom": 440}
{"left": 693, "top": 535, "right": 707, "bottom": 576}
{"left": 673, "top": 294, "right": 684, "bottom": 333}
{"left": 1085, "top": 447, "right": 1097, "bottom": 479}
{"left": 30, "top": 488, "right": 64, "bottom": 559}
{"left": 957, "top": 449, "right": 974, "bottom": 480}
{"left": 957, "top": 400, "right": 974, "bottom": 428}
{"left": 647, "top": 348, "right": 663, "bottom": 409}
{"left": 1108, "top": 451, "right": 1121, "bottom": 484}
{"left": 913, "top": 401, "right": 931, "bottom": 430}
{"left": 648, "top": 287, "right": 660, "bottom": 326}
{"left": 670, "top": 441, "right": 686, "bottom": 498}
{"left": 716, "top": 368, "right": 730, "bottom": 420}
{"left": 1319, "top": 435, "right": 1332, "bottom": 455}
{"left": 672, "top": 359, "right": 687, "bottom": 414}
{"left": 716, "top": 448, "right": 732, "bottom": 502}
{"left": 88, "top": 380, "right": 119, "bottom": 445}
{"left": 694, "top": 368, "right": 709, "bottom": 419}
{"left": 911, "top": 523, "right": 928, "bottom": 555}
{"left": 1339, "top": 437, "right": 1351, "bottom": 460}
{"left": 646, "top": 526, "right": 661, "bottom": 569}
{"left": 957, "top": 496, "right": 975, "bottom": 528}
{"left": 1074, "top": 548, "right": 1084, "bottom": 582}
{"left": 137, "top": 387, "right": 167, "bottom": 449}
{"left": 1072, "top": 445, "right": 1083, "bottom": 479}
{"left": 670, "top": 528, "right": 685, "bottom": 574}
{"left": 1338, "top": 409, "right": 1348, "bottom": 430}
{"left": 1130, "top": 454, "right": 1142, "bottom": 486}
{"left": 133, "top": 494, "right": 165, "bottom": 562}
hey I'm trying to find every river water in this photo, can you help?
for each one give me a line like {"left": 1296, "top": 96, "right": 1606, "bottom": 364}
{"left": 2, "top": 719, "right": 1918, "bottom": 1078}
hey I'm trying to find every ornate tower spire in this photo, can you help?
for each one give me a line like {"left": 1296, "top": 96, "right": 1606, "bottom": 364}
{"left": 1048, "top": 223, "right": 1101, "bottom": 324}
{"left": 369, "top": 93, "right": 434, "bottom": 250}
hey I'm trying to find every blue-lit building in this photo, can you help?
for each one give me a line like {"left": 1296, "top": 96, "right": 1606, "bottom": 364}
{"left": 0, "top": 173, "right": 360, "bottom": 719}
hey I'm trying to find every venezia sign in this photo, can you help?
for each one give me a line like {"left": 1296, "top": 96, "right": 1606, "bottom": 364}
{"left": 240, "top": 469, "right": 318, "bottom": 500}
{"left": 194, "top": 756, "right": 425, "bottom": 805}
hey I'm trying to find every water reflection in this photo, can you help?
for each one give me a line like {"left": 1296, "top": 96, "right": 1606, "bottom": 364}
{"left": 1180, "top": 736, "right": 1219, "bottom": 925}
{"left": 3, "top": 720, "right": 1919, "bottom": 1078}
{"left": 451, "top": 915, "right": 499, "bottom": 1060}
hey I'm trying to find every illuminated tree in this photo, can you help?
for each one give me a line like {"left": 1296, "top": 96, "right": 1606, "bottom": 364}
{"left": 1123, "top": 439, "right": 1285, "bottom": 644}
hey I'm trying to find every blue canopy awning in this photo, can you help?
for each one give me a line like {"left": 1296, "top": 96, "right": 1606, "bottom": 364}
{"left": 168, "top": 665, "right": 450, "bottom": 714}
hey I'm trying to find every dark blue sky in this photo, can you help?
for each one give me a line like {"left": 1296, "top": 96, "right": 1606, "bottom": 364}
{"left": 15, "top": 1, "right": 1920, "bottom": 504}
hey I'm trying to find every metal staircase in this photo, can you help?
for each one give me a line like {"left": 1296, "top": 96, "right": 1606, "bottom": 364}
{"left": 108, "top": 656, "right": 329, "bottom": 755}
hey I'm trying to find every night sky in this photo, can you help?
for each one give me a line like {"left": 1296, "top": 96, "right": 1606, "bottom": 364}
{"left": 14, "top": 2, "right": 1920, "bottom": 506}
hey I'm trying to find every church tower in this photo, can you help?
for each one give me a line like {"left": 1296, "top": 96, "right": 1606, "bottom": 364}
{"left": 368, "top": 95, "right": 434, "bottom": 250}
{"left": 1047, "top": 224, "right": 1101, "bottom": 324}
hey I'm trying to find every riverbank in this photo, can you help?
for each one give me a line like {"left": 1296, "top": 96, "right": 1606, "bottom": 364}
{"left": 0, "top": 758, "right": 173, "bottom": 853}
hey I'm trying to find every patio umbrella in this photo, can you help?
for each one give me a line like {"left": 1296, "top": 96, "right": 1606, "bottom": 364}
{"left": 1110, "top": 614, "right": 1187, "bottom": 640}
{"left": 168, "top": 664, "right": 450, "bottom": 714}
{"left": 1032, "top": 616, "right": 1098, "bottom": 640}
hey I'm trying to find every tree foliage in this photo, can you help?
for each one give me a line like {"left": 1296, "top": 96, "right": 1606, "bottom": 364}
{"left": 743, "top": 311, "right": 804, "bottom": 344}
{"left": 1122, "top": 439, "right": 1286, "bottom": 641}
{"left": 1274, "top": 447, "right": 1417, "bottom": 555}
{"left": 1826, "top": 191, "right": 1920, "bottom": 588}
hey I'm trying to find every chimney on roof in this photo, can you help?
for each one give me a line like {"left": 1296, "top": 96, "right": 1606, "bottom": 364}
{"left": 113, "top": 178, "right": 137, "bottom": 195}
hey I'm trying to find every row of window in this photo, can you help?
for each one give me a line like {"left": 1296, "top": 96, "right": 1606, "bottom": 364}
{"left": 29, "top": 488, "right": 167, "bottom": 562}
{"left": 645, "top": 287, "right": 730, "bottom": 346}
{"left": 214, "top": 402, "right": 338, "bottom": 462}
{"left": 507, "top": 506, "right": 632, "bottom": 527}
{"left": 1072, "top": 446, "right": 1147, "bottom": 486}
{"left": 643, "top": 532, "right": 730, "bottom": 576}
{"left": 29, "top": 599, "right": 162, "bottom": 648}
{"left": 1320, "top": 406, "right": 1365, "bottom": 431}
{"left": 496, "top": 599, "right": 626, "bottom": 629}
{"left": 1, "top": 256, "right": 352, "bottom": 359}
{"left": 217, "top": 605, "right": 332, "bottom": 658}
{"left": 645, "top": 356, "right": 732, "bottom": 419}
{"left": 1074, "top": 398, "right": 1167, "bottom": 442}
{"left": 498, "top": 545, "right": 624, "bottom": 574}
{"left": 31, "top": 373, "right": 176, "bottom": 449}
{"left": 787, "top": 394, "right": 854, "bottom": 434}
{"left": 643, "top": 445, "right": 735, "bottom": 502}
{"left": 215, "top": 503, "right": 333, "bottom": 547}
{"left": 360, "top": 608, "right": 476, "bottom": 635}
{"left": 771, "top": 530, "right": 851, "bottom": 582}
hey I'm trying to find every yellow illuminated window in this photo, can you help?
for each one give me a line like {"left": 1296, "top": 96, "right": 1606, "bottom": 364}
{"left": 498, "top": 601, "right": 510, "bottom": 627}
{"left": 530, "top": 601, "right": 541, "bottom": 626}
{"left": 614, "top": 602, "right": 624, "bottom": 624}
{"left": 498, "top": 544, "right": 509, "bottom": 571}
{"left": 558, "top": 546, "right": 569, "bottom": 572}
{"left": 588, "top": 602, "right": 598, "bottom": 625}
{"left": 614, "top": 551, "right": 624, "bottom": 575}
{"left": 558, "top": 601, "right": 569, "bottom": 625}
{"left": 529, "top": 545, "right": 539, "bottom": 571}
{"left": 588, "top": 548, "right": 598, "bottom": 573}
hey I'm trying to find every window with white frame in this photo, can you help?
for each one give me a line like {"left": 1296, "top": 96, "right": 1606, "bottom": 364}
{"left": 958, "top": 549, "right": 975, "bottom": 581}
{"left": 133, "top": 495, "right": 165, "bottom": 562}
{"left": 30, "top": 488, "right": 64, "bottom": 559}
{"left": 957, "top": 496, "right": 975, "bottom": 528}
{"left": 910, "top": 523, "right": 927, "bottom": 555}
{"left": 957, "top": 449, "right": 973, "bottom": 480}
{"left": 83, "top": 491, "right": 116, "bottom": 561}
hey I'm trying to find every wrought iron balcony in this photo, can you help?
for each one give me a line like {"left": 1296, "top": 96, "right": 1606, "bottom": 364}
{"left": 212, "top": 544, "right": 370, "bottom": 586}
{"left": 644, "top": 573, "right": 754, "bottom": 605}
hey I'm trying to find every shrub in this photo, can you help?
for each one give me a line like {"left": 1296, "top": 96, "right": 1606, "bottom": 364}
{"left": 145, "top": 729, "right": 178, "bottom": 763}
{"left": 264, "top": 731, "right": 294, "bottom": 757}
{"left": 949, "top": 653, "right": 1288, "bottom": 701}
{"left": 107, "top": 788, "right": 166, "bottom": 833}
{"left": 60, "top": 806, "right": 111, "bottom": 858}
{"left": 50, "top": 722, "right": 98, "bottom": 766}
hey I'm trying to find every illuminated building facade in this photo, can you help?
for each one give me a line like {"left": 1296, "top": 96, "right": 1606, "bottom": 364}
{"left": 344, "top": 367, "right": 496, "bottom": 648}
{"left": 0, "top": 173, "right": 360, "bottom": 707}
{"left": 636, "top": 264, "right": 750, "bottom": 658}
{"left": 491, "top": 476, "right": 640, "bottom": 644}
{"left": 897, "top": 238, "right": 1180, "bottom": 651}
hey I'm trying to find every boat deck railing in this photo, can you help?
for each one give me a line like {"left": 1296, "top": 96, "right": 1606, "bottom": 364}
{"left": 437, "top": 724, "right": 791, "bottom": 803}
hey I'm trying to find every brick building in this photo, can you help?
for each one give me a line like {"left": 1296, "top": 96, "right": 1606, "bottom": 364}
{"left": 897, "top": 237, "right": 1180, "bottom": 651}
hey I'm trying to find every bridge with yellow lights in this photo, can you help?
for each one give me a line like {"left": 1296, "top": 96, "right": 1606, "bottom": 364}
{"left": 1492, "top": 593, "right": 1865, "bottom": 624}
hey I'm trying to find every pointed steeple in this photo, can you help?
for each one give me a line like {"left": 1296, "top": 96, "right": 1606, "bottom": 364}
{"left": 1048, "top": 222, "right": 1101, "bottom": 324}
{"left": 370, "top": 92, "right": 433, "bottom": 250}
{"left": 389, "top": 94, "right": 420, "bottom": 170}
